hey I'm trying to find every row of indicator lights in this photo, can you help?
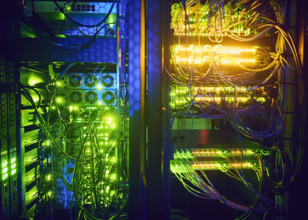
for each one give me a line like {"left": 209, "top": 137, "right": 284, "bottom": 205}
{"left": 2, "top": 158, "right": 17, "bottom": 180}
{"left": 184, "top": 18, "right": 248, "bottom": 24}
{"left": 170, "top": 86, "right": 250, "bottom": 95}
{"left": 177, "top": 9, "right": 246, "bottom": 16}
{"left": 170, "top": 162, "right": 254, "bottom": 173}
{"left": 173, "top": 149, "right": 255, "bottom": 159}
{"left": 174, "top": 32, "right": 227, "bottom": 36}
{"left": 192, "top": 149, "right": 254, "bottom": 156}
{"left": 192, "top": 162, "right": 253, "bottom": 170}
{"left": 174, "top": 57, "right": 256, "bottom": 64}
{"left": 193, "top": 96, "right": 265, "bottom": 102}
{"left": 171, "top": 96, "right": 266, "bottom": 103}
{"left": 174, "top": 31, "right": 250, "bottom": 36}
{"left": 174, "top": 45, "right": 256, "bottom": 54}
{"left": 173, "top": 25, "right": 248, "bottom": 32}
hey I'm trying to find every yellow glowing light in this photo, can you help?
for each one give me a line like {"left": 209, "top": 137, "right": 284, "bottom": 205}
{"left": 173, "top": 45, "right": 257, "bottom": 65}
{"left": 192, "top": 162, "right": 253, "bottom": 170}
{"left": 192, "top": 149, "right": 223, "bottom": 156}
{"left": 33, "top": 97, "right": 39, "bottom": 102}
{"left": 173, "top": 86, "right": 249, "bottom": 93}
{"left": 174, "top": 45, "right": 256, "bottom": 55}
{"left": 174, "top": 57, "right": 256, "bottom": 65}
{"left": 179, "top": 96, "right": 265, "bottom": 103}
{"left": 107, "top": 14, "right": 117, "bottom": 28}
{"left": 192, "top": 149, "right": 255, "bottom": 156}
{"left": 56, "top": 98, "right": 62, "bottom": 103}
{"left": 28, "top": 76, "right": 44, "bottom": 86}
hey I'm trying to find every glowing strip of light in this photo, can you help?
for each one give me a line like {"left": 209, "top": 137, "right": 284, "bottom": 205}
{"left": 174, "top": 32, "right": 227, "bottom": 36}
{"left": 192, "top": 162, "right": 253, "bottom": 170}
{"left": 171, "top": 97, "right": 266, "bottom": 106}
{"left": 174, "top": 57, "right": 256, "bottom": 65}
{"left": 192, "top": 149, "right": 254, "bottom": 156}
{"left": 173, "top": 32, "right": 251, "bottom": 36}
{"left": 171, "top": 86, "right": 249, "bottom": 94}
{"left": 174, "top": 45, "right": 256, "bottom": 54}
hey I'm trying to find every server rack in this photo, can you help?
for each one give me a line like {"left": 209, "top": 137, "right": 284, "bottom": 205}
{"left": 0, "top": 0, "right": 307, "bottom": 220}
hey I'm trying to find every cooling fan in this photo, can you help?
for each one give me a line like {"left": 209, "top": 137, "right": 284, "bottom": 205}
{"left": 70, "top": 91, "right": 83, "bottom": 104}
{"left": 85, "top": 75, "right": 98, "bottom": 87}
{"left": 69, "top": 74, "right": 82, "bottom": 87}
{"left": 101, "top": 74, "right": 115, "bottom": 87}
{"left": 85, "top": 91, "right": 98, "bottom": 104}
{"left": 102, "top": 91, "right": 115, "bottom": 104}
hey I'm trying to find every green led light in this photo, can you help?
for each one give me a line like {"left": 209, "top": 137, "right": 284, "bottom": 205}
{"left": 47, "top": 174, "right": 51, "bottom": 181}
{"left": 28, "top": 76, "right": 44, "bottom": 86}
{"left": 65, "top": 5, "right": 71, "bottom": 12}
{"left": 11, "top": 169, "right": 16, "bottom": 175}
{"left": 2, "top": 173, "right": 8, "bottom": 180}
{"left": 2, "top": 161, "right": 7, "bottom": 168}
{"left": 56, "top": 34, "right": 66, "bottom": 38}
{"left": 3, "top": 167, "right": 8, "bottom": 174}
{"left": 56, "top": 97, "right": 62, "bottom": 103}
{"left": 111, "top": 157, "right": 116, "bottom": 163}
